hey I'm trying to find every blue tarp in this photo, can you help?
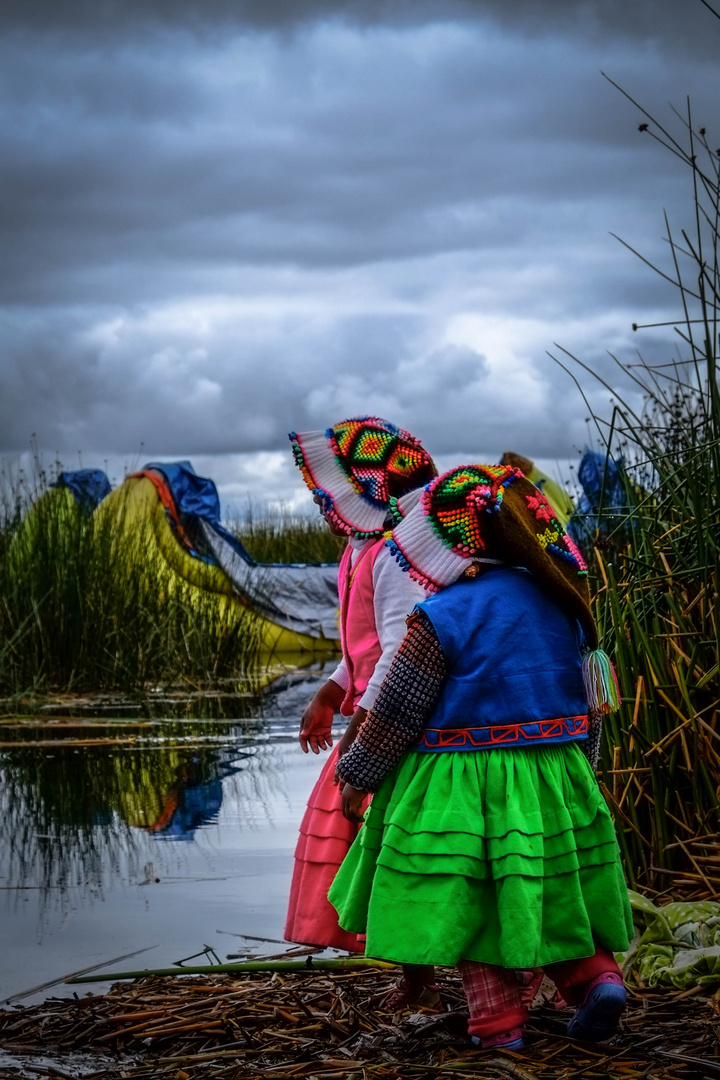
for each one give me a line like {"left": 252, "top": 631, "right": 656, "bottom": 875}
{"left": 577, "top": 451, "right": 627, "bottom": 510}
{"left": 143, "top": 460, "right": 255, "bottom": 566}
{"left": 151, "top": 778, "right": 224, "bottom": 841}
{"left": 53, "top": 469, "right": 112, "bottom": 512}
{"left": 137, "top": 461, "right": 340, "bottom": 637}
{"left": 148, "top": 754, "right": 247, "bottom": 841}
{"left": 567, "top": 450, "right": 632, "bottom": 550}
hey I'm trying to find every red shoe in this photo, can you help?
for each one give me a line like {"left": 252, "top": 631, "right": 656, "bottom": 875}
{"left": 384, "top": 976, "right": 442, "bottom": 1011}
{"left": 471, "top": 1028, "right": 525, "bottom": 1051}
{"left": 519, "top": 969, "right": 544, "bottom": 1006}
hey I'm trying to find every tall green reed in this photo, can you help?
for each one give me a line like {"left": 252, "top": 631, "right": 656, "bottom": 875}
{"left": 0, "top": 463, "right": 263, "bottom": 698}
{"left": 235, "top": 503, "right": 344, "bottom": 565}
{"left": 552, "top": 92, "right": 720, "bottom": 893}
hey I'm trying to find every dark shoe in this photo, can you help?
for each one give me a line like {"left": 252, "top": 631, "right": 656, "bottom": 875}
{"left": 567, "top": 980, "right": 627, "bottom": 1042}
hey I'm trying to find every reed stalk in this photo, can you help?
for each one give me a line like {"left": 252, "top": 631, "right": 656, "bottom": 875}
{"left": 234, "top": 503, "right": 344, "bottom": 565}
{"left": 66, "top": 958, "right": 394, "bottom": 984}
{"left": 552, "top": 93, "right": 720, "bottom": 892}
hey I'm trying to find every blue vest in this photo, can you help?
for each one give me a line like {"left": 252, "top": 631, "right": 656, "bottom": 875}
{"left": 417, "top": 568, "right": 588, "bottom": 752}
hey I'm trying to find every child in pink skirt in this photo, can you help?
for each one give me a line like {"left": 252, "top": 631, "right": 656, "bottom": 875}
{"left": 284, "top": 417, "right": 440, "bottom": 1006}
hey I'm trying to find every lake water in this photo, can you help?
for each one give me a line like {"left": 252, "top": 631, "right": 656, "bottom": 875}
{"left": 0, "top": 667, "right": 340, "bottom": 1006}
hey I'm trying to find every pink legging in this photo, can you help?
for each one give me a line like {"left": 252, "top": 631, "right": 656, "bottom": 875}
{"left": 458, "top": 947, "right": 622, "bottom": 1039}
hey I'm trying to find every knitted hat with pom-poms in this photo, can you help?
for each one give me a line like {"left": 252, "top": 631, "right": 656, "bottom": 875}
{"left": 388, "top": 464, "right": 522, "bottom": 591}
{"left": 288, "top": 417, "right": 437, "bottom": 539}
{"left": 388, "top": 463, "right": 620, "bottom": 713}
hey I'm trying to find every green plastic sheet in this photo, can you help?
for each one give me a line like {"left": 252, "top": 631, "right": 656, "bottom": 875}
{"left": 620, "top": 889, "right": 720, "bottom": 989}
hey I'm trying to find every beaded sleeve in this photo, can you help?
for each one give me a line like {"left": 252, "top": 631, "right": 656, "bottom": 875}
{"left": 335, "top": 610, "right": 447, "bottom": 792}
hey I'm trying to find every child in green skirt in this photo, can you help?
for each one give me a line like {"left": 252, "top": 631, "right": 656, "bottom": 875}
{"left": 329, "top": 464, "right": 633, "bottom": 1049}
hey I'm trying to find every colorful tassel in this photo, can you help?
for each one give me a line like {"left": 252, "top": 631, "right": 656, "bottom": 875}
{"left": 582, "top": 650, "right": 621, "bottom": 714}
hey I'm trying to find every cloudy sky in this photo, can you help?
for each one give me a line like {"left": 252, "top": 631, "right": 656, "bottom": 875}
{"left": 2, "top": 0, "right": 719, "bottom": 512}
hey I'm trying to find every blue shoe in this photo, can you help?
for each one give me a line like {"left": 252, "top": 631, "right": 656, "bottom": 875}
{"left": 470, "top": 1034, "right": 525, "bottom": 1051}
{"left": 567, "top": 981, "right": 627, "bottom": 1042}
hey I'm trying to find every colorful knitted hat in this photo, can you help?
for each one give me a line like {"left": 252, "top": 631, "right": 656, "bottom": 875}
{"left": 288, "top": 417, "right": 437, "bottom": 538}
{"left": 389, "top": 463, "right": 621, "bottom": 712}
{"left": 388, "top": 463, "right": 596, "bottom": 642}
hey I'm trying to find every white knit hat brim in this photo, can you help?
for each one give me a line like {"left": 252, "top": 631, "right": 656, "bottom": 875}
{"left": 391, "top": 506, "right": 468, "bottom": 590}
{"left": 391, "top": 486, "right": 424, "bottom": 521}
{"left": 292, "top": 429, "right": 388, "bottom": 536}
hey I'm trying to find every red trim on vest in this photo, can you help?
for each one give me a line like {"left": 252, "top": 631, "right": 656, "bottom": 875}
{"left": 417, "top": 714, "right": 588, "bottom": 750}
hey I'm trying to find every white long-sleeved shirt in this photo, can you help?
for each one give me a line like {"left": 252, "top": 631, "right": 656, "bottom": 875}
{"left": 329, "top": 536, "right": 430, "bottom": 711}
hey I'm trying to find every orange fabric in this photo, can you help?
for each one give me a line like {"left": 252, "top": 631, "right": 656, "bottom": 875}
{"left": 144, "top": 789, "right": 180, "bottom": 833}
{"left": 130, "top": 469, "right": 191, "bottom": 549}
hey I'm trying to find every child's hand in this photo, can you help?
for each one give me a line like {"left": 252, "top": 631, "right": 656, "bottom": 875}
{"left": 299, "top": 679, "right": 344, "bottom": 754}
{"left": 299, "top": 699, "right": 333, "bottom": 754}
{"left": 341, "top": 782, "right": 367, "bottom": 823}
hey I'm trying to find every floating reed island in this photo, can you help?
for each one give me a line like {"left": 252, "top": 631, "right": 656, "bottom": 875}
{"left": 1, "top": 964, "right": 719, "bottom": 1080}
{"left": 0, "top": 459, "right": 343, "bottom": 703}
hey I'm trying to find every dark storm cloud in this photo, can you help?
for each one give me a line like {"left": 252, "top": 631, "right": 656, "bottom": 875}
{"left": 1, "top": 0, "right": 719, "bottom": 508}
{"left": 2, "top": 0, "right": 717, "bottom": 55}
{"left": 2, "top": 18, "right": 707, "bottom": 303}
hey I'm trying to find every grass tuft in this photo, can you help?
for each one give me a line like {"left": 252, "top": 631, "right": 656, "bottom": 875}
{"left": 0, "top": 462, "right": 267, "bottom": 697}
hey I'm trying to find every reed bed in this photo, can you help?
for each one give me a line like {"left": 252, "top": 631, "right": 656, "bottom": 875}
{"left": 0, "top": 463, "right": 339, "bottom": 699}
{"left": 0, "top": 968, "right": 717, "bottom": 1079}
{"left": 234, "top": 505, "right": 344, "bottom": 565}
{"left": 552, "top": 94, "right": 720, "bottom": 893}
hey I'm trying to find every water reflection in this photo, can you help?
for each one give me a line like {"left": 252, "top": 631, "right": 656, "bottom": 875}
{"left": 0, "top": 668, "right": 328, "bottom": 913}
{"left": 140, "top": 757, "right": 229, "bottom": 840}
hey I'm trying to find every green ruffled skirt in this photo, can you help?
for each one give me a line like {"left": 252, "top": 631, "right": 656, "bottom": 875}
{"left": 328, "top": 742, "right": 633, "bottom": 969}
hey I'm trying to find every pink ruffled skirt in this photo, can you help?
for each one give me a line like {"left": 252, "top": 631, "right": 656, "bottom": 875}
{"left": 285, "top": 744, "right": 369, "bottom": 952}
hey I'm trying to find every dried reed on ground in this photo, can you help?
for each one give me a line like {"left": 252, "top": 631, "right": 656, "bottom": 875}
{"left": 0, "top": 968, "right": 718, "bottom": 1080}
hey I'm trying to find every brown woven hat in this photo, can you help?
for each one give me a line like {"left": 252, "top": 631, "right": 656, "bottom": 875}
{"left": 492, "top": 478, "right": 597, "bottom": 648}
